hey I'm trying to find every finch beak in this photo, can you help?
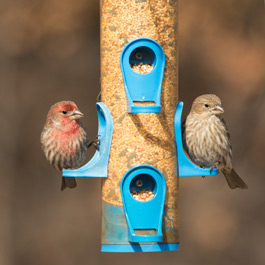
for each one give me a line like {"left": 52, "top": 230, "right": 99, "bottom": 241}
{"left": 212, "top": 105, "right": 224, "bottom": 115}
{"left": 70, "top": 109, "right": 84, "bottom": 120}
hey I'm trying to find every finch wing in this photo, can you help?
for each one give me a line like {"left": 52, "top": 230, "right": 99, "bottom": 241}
{"left": 181, "top": 118, "right": 189, "bottom": 154}
{"left": 181, "top": 118, "right": 186, "bottom": 140}
{"left": 219, "top": 117, "right": 232, "bottom": 151}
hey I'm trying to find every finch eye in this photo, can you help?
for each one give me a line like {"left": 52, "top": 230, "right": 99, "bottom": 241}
{"left": 62, "top": 110, "right": 67, "bottom": 114}
{"left": 204, "top": 104, "right": 209, "bottom": 108}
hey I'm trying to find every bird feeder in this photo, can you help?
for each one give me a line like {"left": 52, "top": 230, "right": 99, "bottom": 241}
{"left": 100, "top": 0, "right": 178, "bottom": 253}
{"left": 62, "top": 0, "right": 218, "bottom": 253}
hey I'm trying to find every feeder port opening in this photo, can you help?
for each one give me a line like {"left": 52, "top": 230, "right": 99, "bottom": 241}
{"left": 130, "top": 173, "right": 157, "bottom": 202}
{"left": 129, "top": 46, "right": 155, "bottom": 74}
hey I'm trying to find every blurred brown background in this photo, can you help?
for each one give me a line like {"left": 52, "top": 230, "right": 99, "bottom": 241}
{"left": 0, "top": 0, "right": 264, "bottom": 264}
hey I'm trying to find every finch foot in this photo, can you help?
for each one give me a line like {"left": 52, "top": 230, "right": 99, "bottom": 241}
{"left": 199, "top": 166, "right": 207, "bottom": 178}
{"left": 88, "top": 137, "right": 100, "bottom": 150}
{"left": 210, "top": 162, "right": 220, "bottom": 174}
{"left": 97, "top": 91, "right": 101, "bottom": 102}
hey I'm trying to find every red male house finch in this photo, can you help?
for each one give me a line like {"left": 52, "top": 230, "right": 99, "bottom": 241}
{"left": 182, "top": 94, "right": 248, "bottom": 189}
{"left": 41, "top": 101, "right": 89, "bottom": 190}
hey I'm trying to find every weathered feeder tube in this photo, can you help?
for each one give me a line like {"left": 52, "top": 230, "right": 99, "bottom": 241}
{"left": 100, "top": 0, "right": 178, "bottom": 252}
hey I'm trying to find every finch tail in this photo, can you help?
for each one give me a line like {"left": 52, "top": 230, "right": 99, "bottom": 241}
{"left": 61, "top": 177, "right": 77, "bottom": 191}
{"left": 222, "top": 169, "right": 248, "bottom": 190}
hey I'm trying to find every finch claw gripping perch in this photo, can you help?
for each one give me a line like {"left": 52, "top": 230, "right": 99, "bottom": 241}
{"left": 210, "top": 163, "right": 219, "bottom": 174}
{"left": 88, "top": 137, "right": 100, "bottom": 150}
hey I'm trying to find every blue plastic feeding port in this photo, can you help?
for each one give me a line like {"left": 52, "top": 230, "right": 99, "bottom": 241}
{"left": 62, "top": 102, "right": 113, "bottom": 178}
{"left": 120, "top": 38, "right": 165, "bottom": 113}
{"left": 120, "top": 165, "right": 166, "bottom": 243}
{"left": 174, "top": 102, "right": 218, "bottom": 177}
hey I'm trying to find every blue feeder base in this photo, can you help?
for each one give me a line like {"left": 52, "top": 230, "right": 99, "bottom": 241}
{"left": 101, "top": 201, "right": 179, "bottom": 253}
{"left": 101, "top": 243, "right": 180, "bottom": 253}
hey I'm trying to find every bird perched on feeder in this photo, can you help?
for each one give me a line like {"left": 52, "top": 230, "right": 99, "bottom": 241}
{"left": 41, "top": 101, "right": 89, "bottom": 190}
{"left": 182, "top": 94, "right": 248, "bottom": 189}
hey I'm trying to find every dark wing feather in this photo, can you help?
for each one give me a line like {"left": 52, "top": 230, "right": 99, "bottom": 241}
{"left": 181, "top": 117, "right": 190, "bottom": 156}
{"left": 219, "top": 116, "right": 232, "bottom": 151}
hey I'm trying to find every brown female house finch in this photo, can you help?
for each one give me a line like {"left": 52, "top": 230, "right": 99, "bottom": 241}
{"left": 41, "top": 101, "right": 89, "bottom": 190}
{"left": 182, "top": 94, "right": 248, "bottom": 189}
